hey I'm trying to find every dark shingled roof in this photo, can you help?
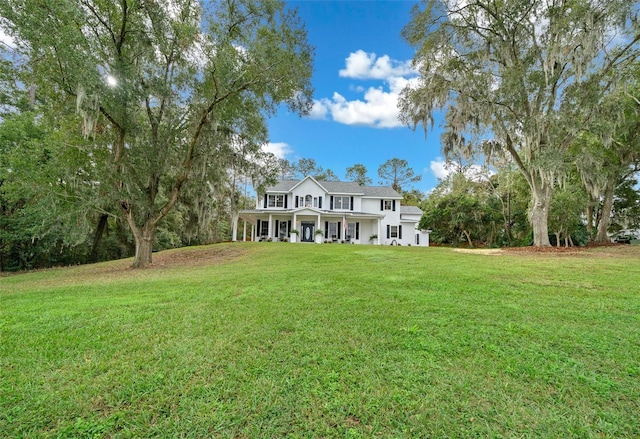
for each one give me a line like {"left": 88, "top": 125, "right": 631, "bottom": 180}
{"left": 400, "top": 205, "right": 424, "bottom": 215}
{"left": 266, "top": 178, "right": 401, "bottom": 198}
{"left": 268, "top": 180, "right": 298, "bottom": 192}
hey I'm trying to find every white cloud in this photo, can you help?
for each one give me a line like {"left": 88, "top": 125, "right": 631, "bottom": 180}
{"left": 430, "top": 160, "right": 450, "bottom": 180}
{"left": 339, "top": 50, "right": 415, "bottom": 80}
{"left": 308, "top": 100, "right": 328, "bottom": 120}
{"left": 312, "top": 61, "right": 420, "bottom": 129}
{"left": 319, "top": 88, "right": 401, "bottom": 128}
{"left": 0, "top": 27, "right": 15, "bottom": 49}
{"left": 262, "top": 142, "right": 292, "bottom": 159}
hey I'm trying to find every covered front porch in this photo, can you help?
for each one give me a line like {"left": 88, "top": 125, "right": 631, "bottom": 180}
{"left": 238, "top": 208, "right": 383, "bottom": 244}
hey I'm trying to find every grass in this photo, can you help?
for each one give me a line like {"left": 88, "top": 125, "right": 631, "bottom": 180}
{"left": 1, "top": 243, "right": 639, "bottom": 438}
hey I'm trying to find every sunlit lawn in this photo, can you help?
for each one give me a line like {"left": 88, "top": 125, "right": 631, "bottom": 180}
{"left": 1, "top": 243, "right": 639, "bottom": 438}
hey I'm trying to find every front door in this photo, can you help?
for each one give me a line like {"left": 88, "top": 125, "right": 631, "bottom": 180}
{"left": 301, "top": 222, "right": 315, "bottom": 242}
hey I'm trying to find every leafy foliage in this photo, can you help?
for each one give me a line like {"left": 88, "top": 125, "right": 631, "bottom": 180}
{"left": 612, "top": 175, "right": 640, "bottom": 231}
{"left": 0, "top": 0, "right": 314, "bottom": 267}
{"left": 345, "top": 163, "right": 372, "bottom": 186}
{"left": 548, "top": 178, "right": 588, "bottom": 247}
{"left": 377, "top": 158, "right": 421, "bottom": 192}
{"left": 420, "top": 165, "right": 531, "bottom": 247}
{"left": 400, "top": 0, "right": 640, "bottom": 246}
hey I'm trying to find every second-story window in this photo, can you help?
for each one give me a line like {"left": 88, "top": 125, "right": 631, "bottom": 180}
{"left": 334, "top": 196, "right": 351, "bottom": 210}
{"left": 381, "top": 199, "right": 396, "bottom": 211}
{"left": 268, "top": 194, "right": 285, "bottom": 208}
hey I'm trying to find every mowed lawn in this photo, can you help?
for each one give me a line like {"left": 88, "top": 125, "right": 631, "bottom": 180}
{"left": 1, "top": 243, "right": 639, "bottom": 438}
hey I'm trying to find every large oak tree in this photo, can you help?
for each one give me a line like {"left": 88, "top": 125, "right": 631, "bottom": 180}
{"left": 575, "top": 68, "right": 640, "bottom": 242}
{"left": 0, "top": 0, "right": 313, "bottom": 267}
{"left": 400, "top": 0, "right": 639, "bottom": 246}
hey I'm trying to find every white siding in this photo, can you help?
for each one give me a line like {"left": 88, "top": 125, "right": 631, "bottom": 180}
{"left": 292, "top": 179, "right": 326, "bottom": 208}
{"left": 361, "top": 198, "right": 380, "bottom": 214}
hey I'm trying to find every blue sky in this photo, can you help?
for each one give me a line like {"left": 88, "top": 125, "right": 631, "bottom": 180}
{"left": 266, "top": 0, "right": 447, "bottom": 193}
{"left": 0, "top": 0, "right": 447, "bottom": 192}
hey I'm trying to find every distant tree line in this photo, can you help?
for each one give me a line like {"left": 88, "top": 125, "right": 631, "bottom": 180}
{"left": 276, "top": 157, "right": 421, "bottom": 192}
{"left": 420, "top": 160, "right": 640, "bottom": 248}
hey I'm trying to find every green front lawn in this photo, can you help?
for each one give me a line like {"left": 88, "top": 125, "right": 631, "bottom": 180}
{"left": 1, "top": 243, "right": 639, "bottom": 437}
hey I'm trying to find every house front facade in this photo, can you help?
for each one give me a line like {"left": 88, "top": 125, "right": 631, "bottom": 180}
{"left": 238, "top": 176, "right": 430, "bottom": 246}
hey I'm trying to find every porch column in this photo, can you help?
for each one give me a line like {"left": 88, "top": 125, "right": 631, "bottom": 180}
{"left": 377, "top": 219, "right": 382, "bottom": 245}
{"left": 317, "top": 214, "right": 321, "bottom": 232}
{"left": 268, "top": 214, "right": 273, "bottom": 239}
{"left": 242, "top": 220, "right": 247, "bottom": 242}
{"left": 293, "top": 213, "right": 297, "bottom": 231}
{"left": 231, "top": 215, "right": 238, "bottom": 242}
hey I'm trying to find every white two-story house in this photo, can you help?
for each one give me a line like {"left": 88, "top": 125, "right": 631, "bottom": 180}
{"left": 238, "top": 176, "right": 431, "bottom": 246}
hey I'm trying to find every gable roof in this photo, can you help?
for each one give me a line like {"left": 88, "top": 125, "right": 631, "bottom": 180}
{"left": 400, "top": 205, "right": 423, "bottom": 215}
{"left": 360, "top": 186, "right": 402, "bottom": 198}
{"left": 267, "top": 180, "right": 298, "bottom": 192}
{"left": 265, "top": 179, "right": 401, "bottom": 198}
{"left": 288, "top": 175, "right": 327, "bottom": 193}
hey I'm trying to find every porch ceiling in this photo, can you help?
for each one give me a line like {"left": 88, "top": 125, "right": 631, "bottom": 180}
{"left": 239, "top": 209, "right": 383, "bottom": 223}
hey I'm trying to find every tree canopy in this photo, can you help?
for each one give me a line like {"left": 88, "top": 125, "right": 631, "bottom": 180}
{"left": 0, "top": 0, "right": 314, "bottom": 267}
{"left": 377, "top": 158, "right": 421, "bottom": 192}
{"left": 400, "top": 0, "right": 640, "bottom": 246}
{"left": 345, "top": 163, "right": 372, "bottom": 186}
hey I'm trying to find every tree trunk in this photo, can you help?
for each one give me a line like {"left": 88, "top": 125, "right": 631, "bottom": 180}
{"left": 126, "top": 217, "right": 156, "bottom": 268}
{"left": 585, "top": 201, "right": 594, "bottom": 240}
{"left": 505, "top": 192, "right": 512, "bottom": 245}
{"left": 463, "top": 230, "right": 473, "bottom": 247}
{"left": 595, "top": 177, "right": 616, "bottom": 243}
{"left": 132, "top": 223, "right": 155, "bottom": 268}
{"left": 530, "top": 183, "right": 552, "bottom": 247}
{"left": 90, "top": 214, "right": 109, "bottom": 263}
{"left": 555, "top": 232, "right": 560, "bottom": 247}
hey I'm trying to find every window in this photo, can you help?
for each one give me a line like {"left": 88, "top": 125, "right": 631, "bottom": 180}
{"left": 334, "top": 196, "right": 351, "bottom": 210}
{"left": 329, "top": 222, "right": 338, "bottom": 239}
{"left": 384, "top": 200, "right": 393, "bottom": 210}
{"left": 415, "top": 233, "right": 420, "bottom": 245}
{"left": 259, "top": 221, "right": 269, "bottom": 237}
{"left": 268, "top": 194, "right": 285, "bottom": 208}
{"left": 279, "top": 221, "right": 288, "bottom": 238}
{"left": 347, "top": 223, "right": 355, "bottom": 240}
{"left": 305, "top": 194, "right": 312, "bottom": 207}
{"left": 386, "top": 225, "right": 402, "bottom": 239}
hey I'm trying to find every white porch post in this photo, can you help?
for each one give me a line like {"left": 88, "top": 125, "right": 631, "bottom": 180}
{"left": 377, "top": 219, "right": 382, "bottom": 245}
{"left": 242, "top": 220, "right": 247, "bottom": 242}
{"left": 317, "top": 214, "right": 321, "bottom": 234}
{"left": 293, "top": 213, "right": 297, "bottom": 231}
{"left": 231, "top": 214, "right": 238, "bottom": 242}
{"left": 268, "top": 214, "right": 273, "bottom": 239}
